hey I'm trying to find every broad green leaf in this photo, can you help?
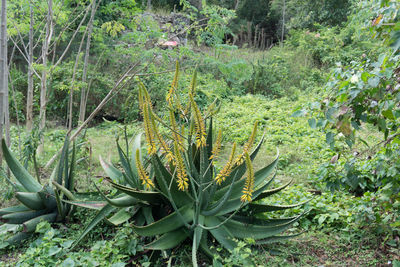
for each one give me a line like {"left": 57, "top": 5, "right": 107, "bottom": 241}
{"left": 145, "top": 228, "right": 188, "bottom": 250}
{"left": 132, "top": 205, "right": 193, "bottom": 236}
{"left": 72, "top": 204, "right": 116, "bottom": 248}
{"left": 107, "top": 209, "right": 132, "bottom": 225}
{"left": 2, "top": 140, "right": 41, "bottom": 192}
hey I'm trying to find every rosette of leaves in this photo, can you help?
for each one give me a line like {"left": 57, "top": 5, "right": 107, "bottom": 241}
{"left": 0, "top": 138, "right": 76, "bottom": 247}
{"left": 77, "top": 63, "right": 306, "bottom": 266}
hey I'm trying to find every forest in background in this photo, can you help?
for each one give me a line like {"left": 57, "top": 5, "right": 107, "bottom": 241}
{"left": 0, "top": 0, "right": 399, "bottom": 266}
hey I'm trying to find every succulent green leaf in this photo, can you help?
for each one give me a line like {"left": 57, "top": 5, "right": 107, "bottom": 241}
{"left": 4, "top": 232, "right": 31, "bottom": 246}
{"left": 132, "top": 205, "right": 193, "bottom": 236}
{"left": 72, "top": 204, "right": 116, "bottom": 248}
{"left": 256, "top": 233, "right": 303, "bottom": 245}
{"left": 15, "top": 192, "right": 46, "bottom": 210}
{"left": 99, "top": 156, "right": 124, "bottom": 184}
{"left": 151, "top": 155, "right": 191, "bottom": 207}
{"left": 2, "top": 139, "right": 42, "bottom": 192}
{"left": 0, "top": 209, "right": 48, "bottom": 224}
{"left": 107, "top": 209, "right": 132, "bottom": 225}
{"left": 38, "top": 185, "right": 57, "bottom": 210}
{"left": 223, "top": 214, "right": 303, "bottom": 239}
{"left": 23, "top": 212, "right": 57, "bottom": 232}
{"left": 0, "top": 205, "right": 31, "bottom": 216}
{"left": 253, "top": 179, "right": 292, "bottom": 201}
{"left": 129, "top": 133, "right": 142, "bottom": 180}
{"left": 106, "top": 178, "right": 162, "bottom": 203}
{"left": 100, "top": 194, "right": 140, "bottom": 208}
{"left": 205, "top": 216, "right": 236, "bottom": 251}
{"left": 116, "top": 141, "right": 138, "bottom": 187}
{"left": 145, "top": 228, "right": 188, "bottom": 250}
{"left": 217, "top": 136, "right": 265, "bottom": 190}
{"left": 66, "top": 142, "right": 76, "bottom": 191}
{"left": 231, "top": 215, "right": 298, "bottom": 227}
{"left": 52, "top": 181, "right": 76, "bottom": 201}
{"left": 247, "top": 200, "right": 309, "bottom": 213}
{"left": 63, "top": 200, "right": 106, "bottom": 210}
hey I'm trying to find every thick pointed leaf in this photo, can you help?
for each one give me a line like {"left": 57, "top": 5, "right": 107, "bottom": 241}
{"left": 72, "top": 204, "right": 116, "bottom": 248}
{"left": 129, "top": 133, "right": 142, "bottom": 181}
{"left": 101, "top": 194, "right": 140, "bottom": 208}
{"left": 116, "top": 141, "right": 138, "bottom": 187}
{"left": 106, "top": 178, "right": 162, "bottom": 203}
{"left": 145, "top": 228, "right": 188, "bottom": 250}
{"left": 2, "top": 139, "right": 41, "bottom": 192}
{"left": 231, "top": 215, "right": 298, "bottom": 227}
{"left": 57, "top": 138, "right": 69, "bottom": 185}
{"left": 247, "top": 200, "right": 310, "bottom": 213}
{"left": 15, "top": 192, "right": 45, "bottom": 210}
{"left": 151, "top": 155, "right": 191, "bottom": 207}
{"left": 0, "top": 210, "right": 47, "bottom": 224}
{"left": 38, "top": 185, "right": 57, "bottom": 211}
{"left": 223, "top": 214, "right": 303, "bottom": 240}
{"left": 0, "top": 205, "right": 30, "bottom": 216}
{"left": 205, "top": 216, "right": 236, "bottom": 251}
{"left": 132, "top": 205, "right": 193, "bottom": 236}
{"left": 202, "top": 170, "right": 239, "bottom": 216}
{"left": 214, "top": 140, "right": 276, "bottom": 201}
{"left": 52, "top": 181, "right": 75, "bottom": 200}
{"left": 23, "top": 212, "right": 58, "bottom": 232}
{"left": 99, "top": 156, "right": 124, "bottom": 184}
{"left": 4, "top": 232, "right": 31, "bottom": 246}
{"left": 253, "top": 179, "right": 292, "bottom": 201}
{"left": 66, "top": 142, "right": 76, "bottom": 191}
{"left": 256, "top": 233, "right": 303, "bottom": 245}
{"left": 213, "top": 174, "right": 277, "bottom": 216}
{"left": 63, "top": 200, "right": 107, "bottom": 210}
{"left": 107, "top": 209, "right": 132, "bottom": 225}
{"left": 217, "top": 136, "right": 265, "bottom": 190}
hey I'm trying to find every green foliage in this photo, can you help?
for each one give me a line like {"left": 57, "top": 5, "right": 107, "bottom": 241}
{"left": 3, "top": 221, "right": 143, "bottom": 266}
{"left": 181, "top": 0, "right": 236, "bottom": 46}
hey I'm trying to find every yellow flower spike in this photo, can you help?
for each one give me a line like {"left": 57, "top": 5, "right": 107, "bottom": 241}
{"left": 189, "top": 93, "right": 206, "bottom": 148}
{"left": 173, "top": 141, "right": 189, "bottom": 191}
{"left": 183, "top": 70, "right": 198, "bottom": 116}
{"left": 235, "top": 121, "right": 258, "bottom": 165}
{"left": 142, "top": 101, "right": 157, "bottom": 156}
{"left": 240, "top": 152, "right": 254, "bottom": 203}
{"left": 169, "top": 102, "right": 184, "bottom": 151}
{"left": 215, "top": 143, "right": 236, "bottom": 185}
{"left": 166, "top": 61, "right": 179, "bottom": 104}
{"left": 210, "top": 129, "right": 222, "bottom": 160}
{"left": 150, "top": 112, "right": 174, "bottom": 163}
{"left": 135, "top": 149, "right": 154, "bottom": 190}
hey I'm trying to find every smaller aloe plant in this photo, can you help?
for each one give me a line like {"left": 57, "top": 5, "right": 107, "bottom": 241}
{"left": 75, "top": 63, "right": 307, "bottom": 266}
{"left": 0, "top": 138, "right": 76, "bottom": 247}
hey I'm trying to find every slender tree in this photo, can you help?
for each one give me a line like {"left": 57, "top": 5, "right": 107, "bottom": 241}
{"left": 26, "top": 2, "right": 34, "bottom": 131}
{"left": 79, "top": 0, "right": 99, "bottom": 123}
{"left": 0, "top": 0, "right": 7, "bottom": 163}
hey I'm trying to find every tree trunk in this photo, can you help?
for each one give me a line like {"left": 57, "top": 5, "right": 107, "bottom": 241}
{"left": 281, "top": 0, "right": 286, "bottom": 45}
{"left": 26, "top": 3, "right": 34, "bottom": 131}
{"left": 0, "top": 0, "right": 7, "bottom": 163}
{"left": 68, "top": 29, "right": 87, "bottom": 131}
{"left": 79, "top": 0, "right": 99, "bottom": 124}
{"left": 38, "top": 0, "right": 53, "bottom": 153}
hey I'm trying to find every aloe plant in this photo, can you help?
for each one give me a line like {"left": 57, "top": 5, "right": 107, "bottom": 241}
{"left": 76, "top": 63, "right": 306, "bottom": 266}
{"left": 0, "top": 138, "right": 76, "bottom": 247}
